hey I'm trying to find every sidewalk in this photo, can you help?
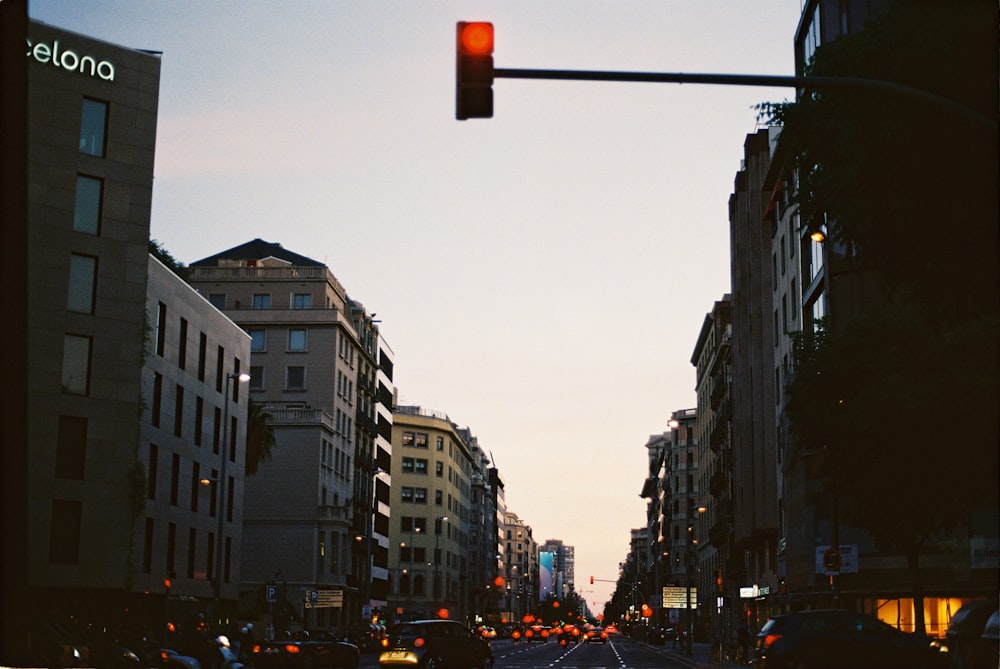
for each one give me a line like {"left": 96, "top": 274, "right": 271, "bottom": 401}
{"left": 646, "top": 640, "right": 745, "bottom": 669}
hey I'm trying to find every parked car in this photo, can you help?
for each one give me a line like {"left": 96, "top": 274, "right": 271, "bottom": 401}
{"left": 752, "top": 609, "right": 947, "bottom": 669}
{"left": 583, "top": 628, "right": 608, "bottom": 644}
{"left": 946, "top": 600, "right": 1000, "bottom": 669}
{"left": 378, "top": 619, "right": 493, "bottom": 669}
{"left": 251, "top": 629, "right": 360, "bottom": 669}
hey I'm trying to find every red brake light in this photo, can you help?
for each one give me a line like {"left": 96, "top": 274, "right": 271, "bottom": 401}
{"left": 381, "top": 638, "right": 389, "bottom": 647}
{"left": 251, "top": 644, "right": 261, "bottom": 654}
{"left": 413, "top": 637, "right": 425, "bottom": 648}
{"left": 763, "top": 633, "right": 782, "bottom": 648}
{"left": 284, "top": 644, "right": 300, "bottom": 654}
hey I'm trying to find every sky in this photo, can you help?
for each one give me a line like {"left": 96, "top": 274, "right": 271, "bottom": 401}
{"left": 30, "top": 0, "right": 804, "bottom": 612}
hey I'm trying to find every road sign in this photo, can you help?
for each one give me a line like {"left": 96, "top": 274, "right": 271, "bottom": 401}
{"left": 662, "top": 586, "right": 697, "bottom": 609}
{"left": 266, "top": 585, "right": 277, "bottom": 603}
{"left": 304, "top": 589, "right": 344, "bottom": 609}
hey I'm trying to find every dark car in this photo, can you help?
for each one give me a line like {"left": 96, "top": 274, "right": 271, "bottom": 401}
{"left": 252, "top": 629, "right": 360, "bottom": 669}
{"left": 523, "top": 625, "right": 550, "bottom": 643}
{"left": 752, "top": 609, "right": 947, "bottom": 669}
{"left": 946, "top": 600, "right": 1000, "bottom": 669}
{"left": 583, "top": 628, "right": 608, "bottom": 644}
{"left": 378, "top": 619, "right": 493, "bottom": 669}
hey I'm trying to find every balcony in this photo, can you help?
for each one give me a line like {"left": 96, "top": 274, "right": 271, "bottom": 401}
{"left": 189, "top": 265, "right": 330, "bottom": 282}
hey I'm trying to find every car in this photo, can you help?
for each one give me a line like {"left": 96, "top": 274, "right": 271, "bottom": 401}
{"left": 378, "top": 619, "right": 493, "bottom": 669}
{"left": 583, "top": 628, "right": 608, "bottom": 644}
{"left": 752, "top": 609, "right": 947, "bottom": 669}
{"left": 523, "top": 625, "right": 550, "bottom": 643}
{"left": 251, "top": 629, "right": 360, "bottom": 669}
{"left": 946, "top": 600, "right": 1000, "bottom": 669}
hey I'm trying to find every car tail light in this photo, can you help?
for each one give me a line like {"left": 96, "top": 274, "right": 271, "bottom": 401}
{"left": 541, "top": 630, "right": 549, "bottom": 637}
{"left": 525, "top": 630, "right": 533, "bottom": 638}
{"left": 284, "top": 644, "right": 301, "bottom": 654}
{"left": 762, "top": 633, "right": 782, "bottom": 649}
{"left": 601, "top": 632, "right": 608, "bottom": 639}
{"left": 251, "top": 644, "right": 261, "bottom": 654}
{"left": 413, "top": 637, "right": 425, "bottom": 648}
{"left": 381, "top": 638, "right": 389, "bottom": 647}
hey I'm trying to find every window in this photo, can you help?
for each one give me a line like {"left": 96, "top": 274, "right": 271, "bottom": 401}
{"left": 249, "top": 329, "right": 266, "bottom": 351}
{"left": 187, "top": 528, "right": 196, "bottom": 578}
{"left": 143, "top": 518, "right": 154, "bottom": 574}
{"left": 67, "top": 254, "right": 97, "bottom": 313}
{"left": 288, "top": 329, "right": 307, "bottom": 351}
{"left": 191, "top": 462, "right": 201, "bottom": 512}
{"left": 401, "top": 487, "right": 414, "bottom": 503}
{"left": 50, "top": 500, "right": 83, "bottom": 564}
{"left": 178, "top": 318, "right": 188, "bottom": 370}
{"left": 414, "top": 488, "right": 427, "bottom": 504}
{"left": 402, "top": 457, "right": 415, "bottom": 473}
{"left": 55, "top": 416, "right": 87, "bottom": 480}
{"left": 79, "top": 98, "right": 108, "bottom": 157}
{"left": 151, "top": 373, "right": 162, "bottom": 427}
{"left": 292, "top": 293, "right": 312, "bottom": 309}
{"left": 170, "top": 453, "right": 180, "bottom": 506}
{"left": 198, "top": 333, "right": 207, "bottom": 381}
{"left": 62, "top": 334, "right": 91, "bottom": 395}
{"left": 252, "top": 294, "right": 271, "bottom": 309}
{"left": 436, "top": 436, "right": 444, "bottom": 451}
{"left": 402, "top": 432, "right": 414, "bottom": 447}
{"left": 249, "top": 365, "right": 264, "bottom": 390}
{"left": 414, "top": 459, "right": 428, "bottom": 475}
{"left": 194, "top": 397, "right": 204, "bottom": 446}
{"left": 286, "top": 366, "right": 306, "bottom": 389}
{"left": 208, "top": 294, "right": 226, "bottom": 310}
{"left": 73, "top": 175, "right": 103, "bottom": 234}
{"left": 435, "top": 462, "right": 444, "bottom": 477}
{"left": 435, "top": 490, "right": 443, "bottom": 505}
{"left": 156, "top": 302, "right": 167, "bottom": 356}
{"left": 174, "top": 385, "right": 184, "bottom": 437}
{"left": 415, "top": 433, "right": 428, "bottom": 448}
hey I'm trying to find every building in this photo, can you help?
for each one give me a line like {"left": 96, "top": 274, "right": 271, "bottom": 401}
{"left": 539, "top": 539, "right": 575, "bottom": 599}
{"left": 142, "top": 256, "right": 252, "bottom": 615}
{"left": 22, "top": 18, "right": 162, "bottom": 661}
{"left": 389, "top": 407, "right": 480, "bottom": 625}
{"left": 502, "top": 511, "right": 537, "bottom": 622}
{"left": 188, "top": 239, "right": 395, "bottom": 631}
{"left": 639, "top": 432, "right": 669, "bottom": 625}
{"left": 690, "top": 297, "right": 734, "bottom": 637}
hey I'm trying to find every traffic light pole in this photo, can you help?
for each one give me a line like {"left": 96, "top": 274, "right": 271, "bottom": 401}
{"left": 489, "top": 67, "right": 995, "bottom": 135}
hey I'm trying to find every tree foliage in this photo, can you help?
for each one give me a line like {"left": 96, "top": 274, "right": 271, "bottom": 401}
{"left": 246, "top": 400, "right": 277, "bottom": 476}
{"left": 761, "top": 0, "right": 999, "bottom": 553}
{"left": 149, "top": 238, "right": 189, "bottom": 281}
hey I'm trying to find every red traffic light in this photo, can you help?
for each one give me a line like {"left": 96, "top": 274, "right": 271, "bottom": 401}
{"left": 459, "top": 22, "right": 493, "bottom": 56}
{"left": 590, "top": 575, "right": 594, "bottom": 584}
{"left": 456, "top": 21, "right": 494, "bottom": 120}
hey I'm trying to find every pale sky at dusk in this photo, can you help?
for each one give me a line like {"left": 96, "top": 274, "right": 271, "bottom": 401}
{"left": 30, "top": 0, "right": 803, "bottom": 611}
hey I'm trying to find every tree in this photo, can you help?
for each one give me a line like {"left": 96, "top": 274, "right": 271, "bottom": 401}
{"left": 245, "top": 400, "right": 277, "bottom": 476}
{"left": 761, "top": 0, "right": 999, "bottom": 633}
{"left": 149, "top": 239, "right": 189, "bottom": 281}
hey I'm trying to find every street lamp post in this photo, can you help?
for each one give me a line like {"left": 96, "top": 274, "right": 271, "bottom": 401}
{"left": 433, "top": 516, "right": 448, "bottom": 612}
{"left": 214, "top": 371, "right": 250, "bottom": 613}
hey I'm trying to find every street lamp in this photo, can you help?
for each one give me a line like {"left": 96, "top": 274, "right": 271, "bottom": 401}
{"left": 213, "top": 371, "right": 250, "bottom": 611}
{"left": 433, "top": 516, "right": 449, "bottom": 609}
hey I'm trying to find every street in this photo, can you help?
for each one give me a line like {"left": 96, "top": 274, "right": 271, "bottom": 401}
{"left": 358, "top": 636, "right": 717, "bottom": 669}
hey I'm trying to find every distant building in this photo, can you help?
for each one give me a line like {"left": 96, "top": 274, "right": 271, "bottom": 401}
{"left": 188, "top": 239, "right": 395, "bottom": 630}
{"left": 540, "top": 539, "right": 576, "bottom": 598}
{"left": 23, "top": 18, "right": 163, "bottom": 659}
{"left": 502, "top": 511, "right": 537, "bottom": 621}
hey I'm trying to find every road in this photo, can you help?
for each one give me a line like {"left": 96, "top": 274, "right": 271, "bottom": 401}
{"left": 358, "top": 636, "right": 714, "bottom": 669}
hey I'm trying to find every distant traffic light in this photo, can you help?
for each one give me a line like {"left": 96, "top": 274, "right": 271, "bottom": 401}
{"left": 590, "top": 575, "right": 594, "bottom": 584}
{"left": 456, "top": 22, "right": 494, "bottom": 120}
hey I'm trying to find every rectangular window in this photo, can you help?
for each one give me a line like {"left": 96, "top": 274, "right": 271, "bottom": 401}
{"left": 435, "top": 436, "right": 444, "bottom": 451}
{"left": 292, "top": 293, "right": 312, "bottom": 309}
{"left": 194, "top": 397, "right": 204, "bottom": 447}
{"left": 249, "top": 329, "right": 266, "bottom": 352}
{"left": 414, "top": 488, "right": 427, "bottom": 504}
{"left": 50, "top": 500, "right": 83, "bottom": 564}
{"left": 167, "top": 522, "right": 176, "bottom": 575}
{"left": 213, "top": 407, "right": 221, "bottom": 454}
{"left": 402, "top": 457, "right": 414, "bottom": 473}
{"left": 73, "top": 175, "right": 103, "bottom": 234}
{"left": 174, "top": 385, "right": 184, "bottom": 437}
{"left": 286, "top": 366, "right": 305, "bottom": 389}
{"left": 415, "top": 433, "right": 428, "bottom": 448}
{"left": 435, "top": 490, "right": 443, "bottom": 505}
{"left": 402, "top": 432, "right": 414, "bottom": 447}
{"left": 401, "top": 487, "right": 414, "bottom": 503}
{"left": 191, "top": 462, "right": 201, "bottom": 512}
{"left": 790, "top": 278, "right": 798, "bottom": 321}
{"left": 216, "top": 346, "right": 225, "bottom": 392}
{"left": 61, "top": 334, "right": 91, "bottom": 395}
{"left": 187, "top": 528, "right": 196, "bottom": 578}
{"left": 178, "top": 318, "right": 188, "bottom": 370}
{"left": 152, "top": 372, "right": 163, "bottom": 427}
{"left": 67, "top": 254, "right": 97, "bottom": 313}
{"left": 415, "top": 459, "right": 428, "bottom": 475}
{"left": 79, "top": 97, "right": 108, "bottom": 156}
{"left": 249, "top": 365, "right": 264, "bottom": 390}
{"left": 208, "top": 294, "right": 226, "bottom": 310}
{"left": 170, "top": 453, "right": 180, "bottom": 506}
{"left": 143, "top": 518, "right": 154, "bottom": 574}
{"left": 288, "top": 329, "right": 307, "bottom": 351}
{"left": 55, "top": 416, "right": 87, "bottom": 480}
{"left": 156, "top": 302, "right": 167, "bottom": 356}
{"left": 198, "top": 333, "right": 207, "bottom": 381}
{"left": 252, "top": 294, "right": 271, "bottom": 309}
{"left": 148, "top": 444, "right": 158, "bottom": 500}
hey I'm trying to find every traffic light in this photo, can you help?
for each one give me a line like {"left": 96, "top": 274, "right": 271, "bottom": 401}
{"left": 715, "top": 570, "right": 723, "bottom": 594}
{"left": 590, "top": 575, "right": 594, "bottom": 584}
{"left": 456, "top": 22, "right": 494, "bottom": 120}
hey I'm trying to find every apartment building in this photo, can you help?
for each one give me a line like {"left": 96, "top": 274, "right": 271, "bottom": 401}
{"left": 502, "top": 511, "right": 537, "bottom": 622}
{"left": 540, "top": 539, "right": 575, "bottom": 598}
{"left": 389, "top": 406, "right": 480, "bottom": 624}
{"left": 21, "top": 18, "right": 162, "bottom": 661}
{"left": 188, "top": 239, "right": 394, "bottom": 630}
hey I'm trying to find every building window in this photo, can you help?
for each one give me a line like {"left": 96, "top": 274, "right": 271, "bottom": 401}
{"left": 174, "top": 385, "right": 184, "bottom": 437}
{"left": 55, "top": 416, "right": 87, "bottom": 480}
{"left": 198, "top": 332, "right": 207, "bottom": 381}
{"left": 151, "top": 373, "right": 163, "bottom": 427}
{"left": 50, "top": 500, "right": 83, "bottom": 564}
{"left": 178, "top": 318, "right": 188, "bottom": 370}
{"left": 191, "top": 462, "right": 201, "bottom": 512}
{"left": 286, "top": 366, "right": 306, "bottom": 390}
{"left": 414, "top": 488, "right": 427, "bottom": 504}
{"left": 401, "top": 487, "right": 414, "bottom": 503}
{"left": 156, "top": 302, "right": 167, "bottom": 356}
{"left": 195, "top": 397, "right": 204, "bottom": 446}
{"left": 414, "top": 459, "right": 428, "bottom": 475}
{"left": 402, "top": 457, "right": 415, "bottom": 473}
{"left": 67, "top": 254, "right": 97, "bottom": 313}
{"left": 79, "top": 97, "right": 108, "bottom": 156}
{"left": 62, "top": 334, "right": 91, "bottom": 395}
{"left": 435, "top": 490, "right": 443, "bottom": 505}
{"left": 288, "top": 329, "right": 307, "bottom": 351}
{"left": 292, "top": 293, "right": 312, "bottom": 309}
{"left": 143, "top": 518, "right": 154, "bottom": 574}
{"left": 148, "top": 444, "right": 158, "bottom": 499}
{"left": 249, "top": 329, "right": 266, "bottom": 351}
{"left": 249, "top": 366, "right": 264, "bottom": 390}
{"left": 436, "top": 436, "right": 444, "bottom": 451}
{"left": 73, "top": 175, "right": 103, "bottom": 234}
{"left": 435, "top": 462, "right": 444, "bottom": 477}
{"left": 402, "top": 432, "right": 414, "bottom": 447}
{"left": 187, "top": 528, "right": 196, "bottom": 578}
{"left": 252, "top": 294, "right": 271, "bottom": 309}
{"left": 170, "top": 453, "right": 180, "bottom": 506}
{"left": 415, "top": 433, "right": 428, "bottom": 448}
{"left": 208, "top": 294, "right": 226, "bottom": 310}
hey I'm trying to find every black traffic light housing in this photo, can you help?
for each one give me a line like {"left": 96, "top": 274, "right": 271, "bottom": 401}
{"left": 456, "top": 22, "right": 494, "bottom": 119}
